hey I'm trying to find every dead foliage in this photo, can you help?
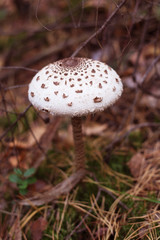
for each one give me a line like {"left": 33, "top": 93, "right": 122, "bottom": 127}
{"left": 0, "top": 0, "right": 160, "bottom": 239}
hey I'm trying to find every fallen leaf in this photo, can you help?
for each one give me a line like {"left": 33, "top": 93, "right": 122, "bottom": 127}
{"left": 84, "top": 123, "right": 107, "bottom": 136}
{"left": 30, "top": 217, "right": 47, "bottom": 240}
{"left": 127, "top": 153, "right": 146, "bottom": 178}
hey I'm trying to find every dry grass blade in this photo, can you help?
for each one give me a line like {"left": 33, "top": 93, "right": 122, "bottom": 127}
{"left": 90, "top": 195, "right": 121, "bottom": 239}
{"left": 124, "top": 209, "right": 160, "bottom": 240}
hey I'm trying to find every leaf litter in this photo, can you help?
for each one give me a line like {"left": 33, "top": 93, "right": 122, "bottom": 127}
{"left": 1, "top": 0, "right": 160, "bottom": 239}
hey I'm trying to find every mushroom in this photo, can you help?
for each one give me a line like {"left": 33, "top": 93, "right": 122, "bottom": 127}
{"left": 28, "top": 57, "right": 123, "bottom": 172}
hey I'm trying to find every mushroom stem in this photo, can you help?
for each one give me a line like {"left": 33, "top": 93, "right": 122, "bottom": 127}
{"left": 71, "top": 116, "right": 85, "bottom": 171}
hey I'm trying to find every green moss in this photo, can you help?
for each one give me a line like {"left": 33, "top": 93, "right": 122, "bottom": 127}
{"left": 109, "top": 152, "right": 131, "bottom": 175}
{"left": 128, "top": 130, "right": 146, "bottom": 150}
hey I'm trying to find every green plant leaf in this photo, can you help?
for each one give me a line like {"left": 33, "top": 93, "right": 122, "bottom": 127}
{"left": 18, "top": 180, "right": 28, "bottom": 189}
{"left": 19, "top": 189, "right": 28, "bottom": 195}
{"left": 14, "top": 168, "right": 23, "bottom": 176}
{"left": 27, "top": 177, "right": 36, "bottom": 184}
{"left": 24, "top": 168, "right": 36, "bottom": 178}
{"left": 9, "top": 174, "right": 22, "bottom": 184}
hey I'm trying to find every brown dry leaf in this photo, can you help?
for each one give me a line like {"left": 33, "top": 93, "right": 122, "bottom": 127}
{"left": 85, "top": 0, "right": 107, "bottom": 8}
{"left": 30, "top": 217, "right": 47, "bottom": 240}
{"left": 59, "top": 124, "right": 73, "bottom": 147}
{"left": 5, "top": 139, "right": 29, "bottom": 149}
{"left": 9, "top": 155, "right": 19, "bottom": 167}
{"left": 127, "top": 153, "right": 146, "bottom": 178}
{"left": 29, "top": 117, "right": 61, "bottom": 168}
{"left": 27, "top": 180, "right": 51, "bottom": 195}
{"left": 143, "top": 44, "right": 160, "bottom": 59}
{"left": 26, "top": 124, "right": 46, "bottom": 147}
{"left": 84, "top": 123, "right": 107, "bottom": 136}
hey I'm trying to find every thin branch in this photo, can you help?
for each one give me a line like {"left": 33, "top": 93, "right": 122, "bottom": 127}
{"left": 71, "top": 0, "right": 128, "bottom": 57}
{"left": 0, "top": 104, "right": 32, "bottom": 141}
{"left": 136, "top": 55, "right": 160, "bottom": 98}
{"left": 0, "top": 66, "right": 38, "bottom": 72}
{"left": 35, "top": 0, "right": 52, "bottom": 32}
{"left": 104, "top": 122, "right": 160, "bottom": 159}
{"left": 0, "top": 33, "right": 90, "bottom": 83}
{"left": 4, "top": 84, "right": 28, "bottom": 91}
{"left": 65, "top": 188, "right": 101, "bottom": 240}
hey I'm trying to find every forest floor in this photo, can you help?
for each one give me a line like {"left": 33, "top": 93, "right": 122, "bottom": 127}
{"left": 0, "top": 0, "right": 160, "bottom": 239}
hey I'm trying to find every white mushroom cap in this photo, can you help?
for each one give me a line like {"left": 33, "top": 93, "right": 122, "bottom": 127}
{"left": 28, "top": 57, "right": 123, "bottom": 116}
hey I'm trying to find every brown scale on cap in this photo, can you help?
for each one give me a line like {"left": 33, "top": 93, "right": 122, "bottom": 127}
{"left": 104, "top": 70, "right": 108, "bottom": 75}
{"left": 69, "top": 78, "right": 74, "bottom": 82}
{"left": 75, "top": 90, "right": 83, "bottom": 93}
{"left": 94, "top": 97, "right": 103, "bottom": 103}
{"left": 53, "top": 82, "right": 60, "bottom": 86}
{"left": 91, "top": 75, "right": 95, "bottom": 77}
{"left": 116, "top": 78, "right": 119, "bottom": 83}
{"left": 36, "top": 76, "right": 40, "bottom": 81}
{"left": 74, "top": 72, "right": 78, "bottom": 75}
{"left": 113, "top": 87, "right": 116, "bottom": 92}
{"left": 54, "top": 91, "right": 58, "bottom": 95}
{"left": 89, "top": 81, "right": 93, "bottom": 86}
{"left": 99, "top": 83, "right": 102, "bottom": 88}
{"left": 100, "top": 74, "right": 102, "bottom": 77}
{"left": 61, "top": 58, "right": 79, "bottom": 68}
{"left": 65, "top": 81, "right": 67, "bottom": 85}
{"left": 42, "top": 109, "right": 49, "bottom": 113}
{"left": 68, "top": 102, "right": 72, "bottom": 107}
{"left": 91, "top": 69, "right": 96, "bottom": 73}
{"left": 70, "top": 84, "right": 74, "bottom": 87}
{"left": 54, "top": 76, "right": 58, "bottom": 78}
{"left": 41, "top": 83, "right": 47, "bottom": 88}
{"left": 47, "top": 75, "right": 52, "bottom": 80}
{"left": 31, "top": 92, "right": 35, "bottom": 97}
{"left": 64, "top": 73, "right": 68, "bottom": 76}
{"left": 60, "top": 77, "right": 64, "bottom": 80}
{"left": 103, "top": 80, "right": 107, "bottom": 84}
{"left": 78, "top": 78, "right": 81, "bottom": 81}
{"left": 63, "top": 93, "right": 68, "bottom": 98}
{"left": 79, "top": 84, "right": 82, "bottom": 86}
{"left": 46, "top": 71, "right": 49, "bottom": 74}
{"left": 85, "top": 76, "right": 88, "bottom": 79}
{"left": 44, "top": 97, "right": 50, "bottom": 102}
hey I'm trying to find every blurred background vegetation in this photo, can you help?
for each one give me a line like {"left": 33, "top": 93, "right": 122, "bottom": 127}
{"left": 0, "top": 0, "right": 160, "bottom": 239}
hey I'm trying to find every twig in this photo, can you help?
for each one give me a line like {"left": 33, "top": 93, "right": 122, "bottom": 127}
{"left": 65, "top": 188, "right": 101, "bottom": 240}
{"left": 20, "top": 169, "right": 87, "bottom": 206}
{"left": 71, "top": 0, "right": 128, "bottom": 57}
{"left": 0, "top": 104, "right": 32, "bottom": 141}
{"left": 0, "top": 66, "right": 38, "bottom": 72}
{"left": 91, "top": 173, "right": 129, "bottom": 210}
{"left": 136, "top": 54, "right": 160, "bottom": 98}
{"left": 4, "top": 84, "right": 28, "bottom": 91}
{"left": 0, "top": 34, "right": 90, "bottom": 83}
{"left": 99, "top": 186, "right": 128, "bottom": 210}
{"left": 104, "top": 122, "right": 160, "bottom": 158}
